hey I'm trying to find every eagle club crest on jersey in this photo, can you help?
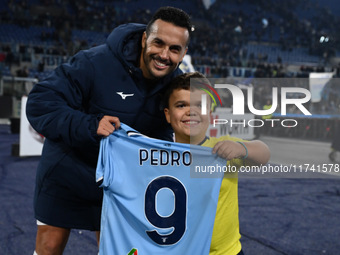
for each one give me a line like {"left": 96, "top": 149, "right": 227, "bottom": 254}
{"left": 96, "top": 123, "right": 224, "bottom": 255}
{"left": 116, "top": 92, "right": 134, "bottom": 99}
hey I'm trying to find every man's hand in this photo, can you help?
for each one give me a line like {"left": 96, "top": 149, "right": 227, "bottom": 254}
{"left": 97, "top": 116, "right": 121, "bottom": 137}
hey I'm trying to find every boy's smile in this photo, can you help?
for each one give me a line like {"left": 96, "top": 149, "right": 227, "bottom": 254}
{"left": 164, "top": 88, "right": 211, "bottom": 144}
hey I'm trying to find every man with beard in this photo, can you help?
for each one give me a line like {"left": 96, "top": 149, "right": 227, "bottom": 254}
{"left": 26, "top": 6, "right": 191, "bottom": 255}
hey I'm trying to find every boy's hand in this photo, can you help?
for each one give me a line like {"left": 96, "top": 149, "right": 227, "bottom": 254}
{"left": 212, "top": 140, "right": 246, "bottom": 160}
{"left": 97, "top": 115, "right": 121, "bottom": 137}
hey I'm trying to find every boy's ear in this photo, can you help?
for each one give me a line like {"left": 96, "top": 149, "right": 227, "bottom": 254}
{"left": 164, "top": 108, "right": 171, "bottom": 124}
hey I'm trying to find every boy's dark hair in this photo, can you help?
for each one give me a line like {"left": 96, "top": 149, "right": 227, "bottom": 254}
{"left": 162, "top": 71, "right": 211, "bottom": 108}
{"left": 146, "top": 6, "right": 192, "bottom": 46}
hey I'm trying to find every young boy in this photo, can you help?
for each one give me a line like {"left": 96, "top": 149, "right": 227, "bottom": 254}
{"left": 163, "top": 72, "right": 270, "bottom": 255}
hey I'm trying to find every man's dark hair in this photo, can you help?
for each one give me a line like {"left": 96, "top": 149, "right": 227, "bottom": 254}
{"left": 162, "top": 71, "right": 211, "bottom": 108}
{"left": 146, "top": 6, "right": 192, "bottom": 46}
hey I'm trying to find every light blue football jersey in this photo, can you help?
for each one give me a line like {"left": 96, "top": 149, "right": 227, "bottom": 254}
{"left": 96, "top": 123, "right": 225, "bottom": 255}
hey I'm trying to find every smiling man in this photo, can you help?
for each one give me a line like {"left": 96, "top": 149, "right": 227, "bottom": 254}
{"left": 140, "top": 19, "right": 189, "bottom": 79}
{"left": 26, "top": 6, "right": 191, "bottom": 255}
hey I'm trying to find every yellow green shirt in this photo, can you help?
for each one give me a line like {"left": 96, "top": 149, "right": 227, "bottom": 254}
{"left": 202, "top": 136, "right": 244, "bottom": 255}
{"left": 262, "top": 104, "right": 273, "bottom": 119}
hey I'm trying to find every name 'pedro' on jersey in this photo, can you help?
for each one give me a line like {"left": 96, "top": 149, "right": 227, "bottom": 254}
{"left": 96, "top": 123, "right": 224, "bottom": 255}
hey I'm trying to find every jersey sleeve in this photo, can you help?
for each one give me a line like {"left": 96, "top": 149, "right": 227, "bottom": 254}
{"left": 96, "top": 136, "right": 113, "bottom": 188}
{"left": 26, "top": 51, "right": 101, "bottom": 148}
{"left": 96, "top": 124, "right": 140, "bottom": 188}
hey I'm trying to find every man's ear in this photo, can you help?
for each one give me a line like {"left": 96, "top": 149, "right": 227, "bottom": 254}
{"left": 164, "top": 108, "right": 171, "bottom": 124}
{"left": 179, "top": 47, "right": 188, "bottom": 63}
{"left": 141, "top": 31, "right": 147, "bottom": 49}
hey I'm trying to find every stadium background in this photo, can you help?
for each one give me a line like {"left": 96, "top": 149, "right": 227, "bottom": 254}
{"left": 1, "top": 0, "right": 340, "bottom": 254}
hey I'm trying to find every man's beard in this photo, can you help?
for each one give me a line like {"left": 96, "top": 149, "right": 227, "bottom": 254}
{"left": 142, "top": 46, "right": 173, "bottom": 80}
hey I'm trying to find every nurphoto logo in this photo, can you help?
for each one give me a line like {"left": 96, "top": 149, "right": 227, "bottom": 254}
{"left": 199, "top": 81, "right": 312, "bottom": 129}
